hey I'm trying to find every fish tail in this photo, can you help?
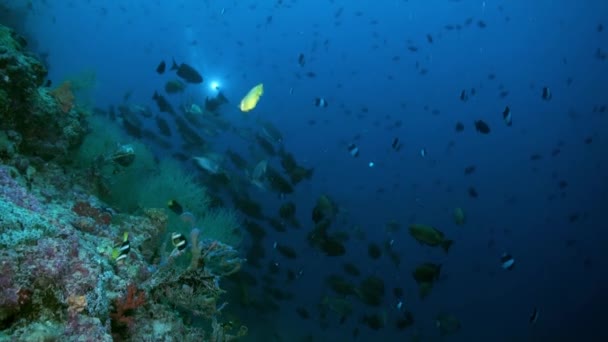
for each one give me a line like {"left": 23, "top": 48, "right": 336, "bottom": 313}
{"left": 171, "top": 58, "right": 178, "bottom": 70}
{"left": 441, "top": 239, "right": 454, "bottom": 253}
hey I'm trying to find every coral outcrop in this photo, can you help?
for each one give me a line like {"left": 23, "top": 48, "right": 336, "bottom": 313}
{"left": 0, "top": 23, "right": 246, "bottom": 341}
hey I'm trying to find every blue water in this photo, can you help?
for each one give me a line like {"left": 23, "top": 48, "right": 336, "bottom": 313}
{"left": 18, "top": 0, "right": 608, "bottom": 340}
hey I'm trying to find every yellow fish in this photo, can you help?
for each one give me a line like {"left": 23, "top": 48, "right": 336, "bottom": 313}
{"left": 239, "top": 83, "right": 264, "bottom": 112}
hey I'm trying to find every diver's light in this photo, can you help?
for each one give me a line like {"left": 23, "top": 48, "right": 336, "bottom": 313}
{"left": 210, "top": 81, "right": 220, "bottom": 91}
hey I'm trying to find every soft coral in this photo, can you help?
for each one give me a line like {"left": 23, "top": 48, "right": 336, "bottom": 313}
{"left": 110, "top": 284, "right": 146, "bottom": 339}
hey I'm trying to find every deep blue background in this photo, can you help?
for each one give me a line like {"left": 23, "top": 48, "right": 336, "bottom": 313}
{"left": 17, "top": 0, "right": 608, "bottom": 340}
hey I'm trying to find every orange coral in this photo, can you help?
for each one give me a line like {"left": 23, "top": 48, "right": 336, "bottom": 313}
{"left": 50, "top": 81, "right": 75, "bottom": 113}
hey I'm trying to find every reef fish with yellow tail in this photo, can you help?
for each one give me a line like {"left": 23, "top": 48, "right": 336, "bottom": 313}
{"left": 408, "top": 224, "right": 453, "bottom": 253}
{"left": 239, "top": 83, "right": 264, "bottom": 112}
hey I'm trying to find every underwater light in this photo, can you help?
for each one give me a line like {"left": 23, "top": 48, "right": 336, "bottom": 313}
{"left": 210, "top": 80, "right": 220, "bottom": 91}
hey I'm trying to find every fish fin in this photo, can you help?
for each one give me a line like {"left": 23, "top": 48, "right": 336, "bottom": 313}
{"left": 171, "top": 58, "right": 179, "bottom": 70}
{"left": 441, "top": 239, "right": 453, "bottom": 253}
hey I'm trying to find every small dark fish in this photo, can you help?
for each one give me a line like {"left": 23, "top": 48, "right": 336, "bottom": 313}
{"left": 362, "top": 314, "right": 384, "bottom": 330}
{"left": 154, "top": 116, "right": 172, "bottom": 137}
{"left": 314, "top": 97, "right": 328, "bottom": 108}
{"left": 391, "top": 137, "right": 402, "bottom": 151}
{"left": 530, "top": 154, "right": 543, "bottom": 161}
{"left": 597, "top": 24, "right": 604, "bottom": 32}
{"left": 464, "top": 165, "right": 476, "bottom": 175}
{"left": 459, "top": 89, "right": 468, "bottom": 102}
{"left": 156, "top": 60, "right": 166, "bottom": 74}
{"left": 167, "top": 200, "right": 183, "bottom": 215}
{"left": 44, "top": 79, "right": 52, "bottom": 87}
{"left": 468, "top": 187, "right": 478, "bottom": 198}
{"left": 305, "top": 71, "right": 316, "bottom": 78}
{"left": 541, "top": 87, "right": 552, "bottom": 101}
{"left": 171, "top": 59, "right": 203, "bottom": 83}
{"left": 568, "top": 213, "right": 580, "bottom": 223}
{"left": 426, "top": 34, "right": 433, "bottom": 43}
{"left": 584, "top": 136, "right": 593, "bottom": 144}
{"left": 396, "top": 312, "right": 415, "bottom": 330}
{"left": 529, "top": 307, "right": 539, "bottom": 325}
{"left": 455, "top": 122, "right": 464, "bottom": 132}
{"left": 499, "top": 90, "right": 510, "bottom": 98}
{"left": 320, "top": 238, "right": 345, "bottom": 256}
{"left": 275, "top": 244, "right": 297, "bottom": 259}
{"left": 348, "top": 143, "right": 359, "bottom": 157}
{"left": 342, "top": 262, "right": 361, "bottom": 277}
{"left": 367, "top": 242, "right": 382, "bottom": 259}
{"left": 503, "top": 105, "right": 512, "bottom": 126}
{"left": 152, "top": 91, "right": 175, "bottom": 115}
{"left": 477, "top": 20, "right": 487, "bottom": 28}
{"left": 296, "top": 307, "right": 310, "bottom": 319}
{"left": 298, "top": 53, "right": 305, "bottom": 67}
{"left": 243, "top": 220, "right": 267, "bottom": 240}
{"left": 255, "top": 134, "right": 277, "bottom": 156}
{"left": 474, "top": 120, "right": 491, "bottom": 134}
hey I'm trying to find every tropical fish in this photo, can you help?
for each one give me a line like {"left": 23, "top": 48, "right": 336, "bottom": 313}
{"left": 314, "top": 97, "right": 328, "bottom": 108}
{"left": 408, "top": 224, "right": 453, "bottom": 253}
{"left": 412, "top": 262, "right": 441, "bottom": 298}
{"left": 167, "top": 199, "right": 183, "bottom": 215}
{"left": 347, "top": 143, "right": 360, "bottom": 157}
{"left": 112, "top": 232, "right": 131, "bottom": 263}
{"left": 155, "top": 116, "right": 171, "bottom": 137}
{"left": 436, "top": 313, "right": 461, "bottom": 336}
{"left": 239, "top": 83, "right": 264, "bottom": 112}
{"left": 171, "top": 232, "right": 188, "bottom": 251}
{"left": 529, "top": 307, "right": 539, "bottom": 325}
{"left": 455, "top": 121, "right": 464, "bottom": 132}
{"left": 500, "top": 253, "right": 515, "bottom": 270}
{"left": 391, "top": 137, "right": 402, "bottom": 151}
{"left": 156, "top": 60, "right": 166, "bottom": 74}
{"left": 541, "top": 86, "right": 552, "bottom": 101}
{"left": 152, "top": 91, "right": 175, "bottom": 115}
{"left": 474, "top": 120, "right": 491, "bottom": 134}
{"left": 503, "top": 105, "right": 512, "bottom": 126}
{"left": 171, "top": 59, "right": 203, "bottom": 83}
{"left": 193, "top": 155, "right": 223, "bottom": 175}
{"left": 298, "top": 53, "right": 305, "bottom": 67}
{"left": 165, "top": 80, "right": 186, "bottom": 94}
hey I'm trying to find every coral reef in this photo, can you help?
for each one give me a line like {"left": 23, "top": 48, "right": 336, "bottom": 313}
{"left": 0, "top": 25, "right": 87, "bottom": 161}
{"left": 0, "top": 23, "right": 246, "bottom": 341}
